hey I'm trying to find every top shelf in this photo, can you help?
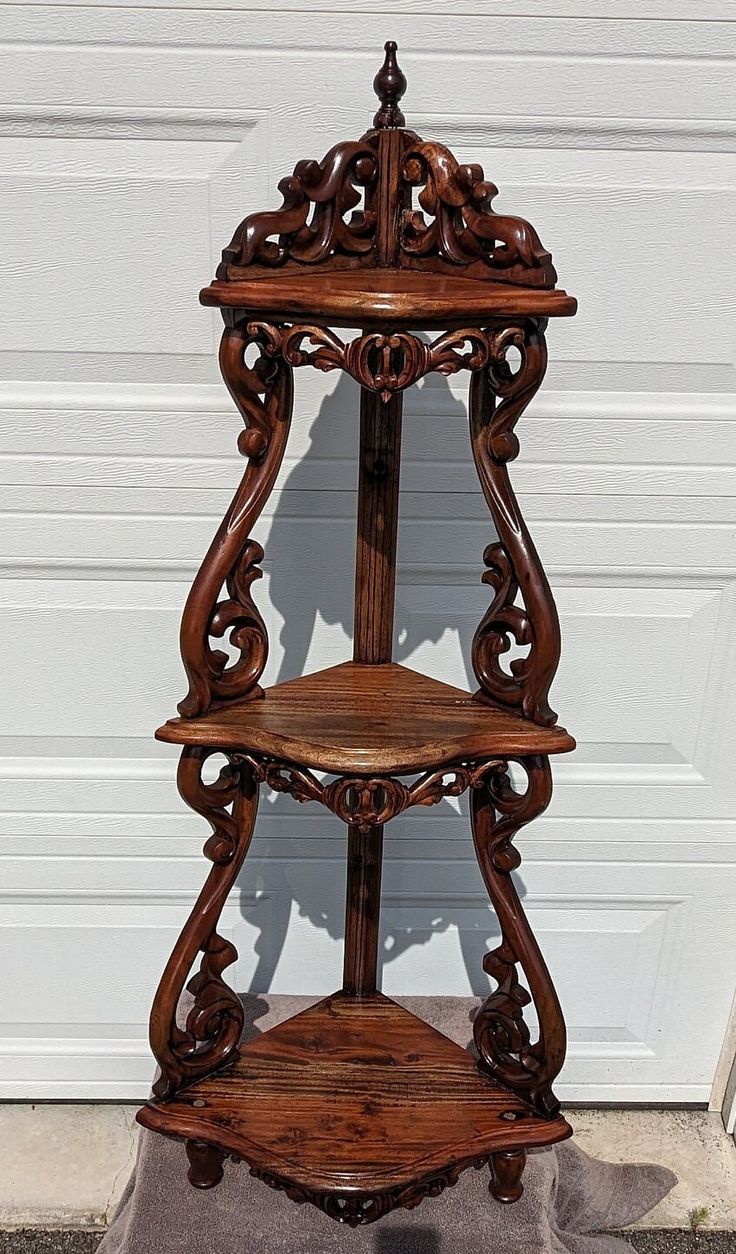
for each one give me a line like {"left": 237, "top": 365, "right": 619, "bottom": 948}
{"left": 201, "top": 269, "right": 578, "bottom": 330}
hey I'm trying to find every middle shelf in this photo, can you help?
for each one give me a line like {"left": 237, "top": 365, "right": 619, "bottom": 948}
{"left": 156, "top": 662, "right": 575, "bottom": 774}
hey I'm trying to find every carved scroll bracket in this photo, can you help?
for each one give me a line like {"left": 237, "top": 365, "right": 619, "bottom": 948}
{"left": 241, "top": 754, "right": 501, "bottom": 832}
{"left": 469, "top": 319, "right": 561, "bottom": 727}
{"left": 400, "top": 141, "right": 556, "bottom": 287}
{"left": 218, "top": 141, "right": 379, "bottom": 277}
{"left": 149, "top": 748, "right": 259, "bottom": 1099}
{"left": 471, "top": 756, "right": 565, "bottom": 1118}
{"left": 178, "top": 324, "right": 293, "bottom": 719}
{"left": 250, "top": 320, "right": 493, "bottom": 402}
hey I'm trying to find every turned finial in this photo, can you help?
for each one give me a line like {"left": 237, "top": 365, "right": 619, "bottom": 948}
{"left": 372, "top": 41, "right": 407, "bottom": 129}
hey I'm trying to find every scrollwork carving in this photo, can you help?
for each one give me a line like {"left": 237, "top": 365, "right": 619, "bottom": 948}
{"left": 251, "top": 320, "right": 493, "bottom": 402}
{"left": 217, "top": 141, "right": 379, "bottom": 278}
{"left": 244, "top": 755, "right": 499, "bottom": 832}
{"left": 471, "top": 757, "right": 565, "bottom": 1119}
{"left": 249, "top": 1155, "right": 488, "bottom": 1226}
{"left": 148, "top": 748, "right": 260, "bottom": 1100}
{"left": 178, "top": 324, "right": 293, "bottom": 718}
{"left": 469, "top": 319, "right": 561, "bottom": 726}
{"left": 400, "top": 142, "right": 557, "bottom": 287}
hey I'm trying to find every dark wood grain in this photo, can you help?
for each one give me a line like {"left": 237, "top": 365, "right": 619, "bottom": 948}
{"left": 353, "top": 391, "right": 402, "bottom": 661}
{"left": 141, "top": 39, "right": 578, "bottom": 1221}
{"left": 138, "top": 992, "right": 572, "bottom": 1225}
{"left": 343, "top": 825, "right": 384, "bottom": 994}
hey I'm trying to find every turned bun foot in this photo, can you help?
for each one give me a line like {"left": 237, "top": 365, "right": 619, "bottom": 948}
{"left": 185, "top": 1139, "right": 225, "bottom": 1189}
{"left": 490, "top": 1149, "right": 527, "bottom": 1203}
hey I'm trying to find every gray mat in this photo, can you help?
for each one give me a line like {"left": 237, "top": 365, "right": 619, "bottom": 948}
{"left": 100, "top": 996, "right": 677, "bottom": 1254}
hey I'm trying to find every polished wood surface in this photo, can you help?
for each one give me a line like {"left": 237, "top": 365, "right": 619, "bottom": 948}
{"left": 156, "top": 661, "right": 575, "bottom": 772}
{"left": 202, "top": 270, "right": 577, "bottom": 328}
{"left": 141, "top": 40, "right": 577, "bottom": 1222}
{"left": 139, "top": 992, "right": 572, "bottom": 1223}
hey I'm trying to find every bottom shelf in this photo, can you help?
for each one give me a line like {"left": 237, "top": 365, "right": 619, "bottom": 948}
{"left": 138, "top": 992, "right": 571, "bottom": 1224}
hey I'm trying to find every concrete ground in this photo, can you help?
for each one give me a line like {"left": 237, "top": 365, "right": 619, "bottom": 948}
{"left": 0, "top": 1232, "right": 735, "bottom": 1253}
{"left": 0, "top": 1105, "right": 735, "bottom": 1245}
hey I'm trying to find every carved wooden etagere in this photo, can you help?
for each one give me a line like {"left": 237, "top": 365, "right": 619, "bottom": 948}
{"left": 137, "top": 43, "right": 578, "bottom": 1226}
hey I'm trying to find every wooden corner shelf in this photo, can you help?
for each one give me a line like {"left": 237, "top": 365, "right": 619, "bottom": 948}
{"left": 201, "top": 269, "right": 577, "bottom": 329}
{"left": 156, "top": 662, "right": 575, "bottom": 773}
{"left": 138, "top": 993, "right": 572, "bottom": 1225}
{"left": 137, "top": 42, "right": 579, "bottom": 1229}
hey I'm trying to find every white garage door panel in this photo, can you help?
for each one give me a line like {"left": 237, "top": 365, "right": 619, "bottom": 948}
{"left": 0, "top": 2, "right": 734, "bottom": 1098}
{"left": 0, "top": 835, "right": 733, "bottom": 1100}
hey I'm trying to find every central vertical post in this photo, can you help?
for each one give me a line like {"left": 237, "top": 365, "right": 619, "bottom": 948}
{"left": 342, "top": 120, "right": 406, "bottom": 997}
{"left": 343, "top": 387, "right": 403, "bottom": 995}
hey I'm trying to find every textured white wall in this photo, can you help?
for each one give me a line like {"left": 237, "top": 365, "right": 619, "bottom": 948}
{"left": 1, "top": 1, "right": 735, "bottom": 1100}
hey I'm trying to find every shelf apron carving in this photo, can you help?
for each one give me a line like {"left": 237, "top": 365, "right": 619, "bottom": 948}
{"left": 246, "top": 1154, "right": 490, "bottom": 1226}
{"left": 178, "top": 325, "right": 293, "bottom": 718}
{"left": 250, "top": 320, "right": 497, "bottom": 402}
{"left": 471, "top": 756, "right": 566, "bottom": 1119}
{"left": 242, "top": 754, "right": 502, "bottom": 831}
{"left": 469, "top": 319, "right": 562, "bottom": 726}
{"left": 148, "top": 748, "right": 259, "bottom": 1099}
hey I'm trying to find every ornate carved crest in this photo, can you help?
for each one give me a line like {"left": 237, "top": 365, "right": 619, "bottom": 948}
{"left": 213, "top": 44, "right": 557, "bottom": 288}
{"left": 400, "top": 142, "right": 557, "bottom": 286}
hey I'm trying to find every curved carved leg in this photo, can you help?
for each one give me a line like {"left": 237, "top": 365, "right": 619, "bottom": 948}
{"left": 468, "top": 319, "right": 561, "bottom": 727}
{"left": 148, "top": 747, "right": 259, "bottom": 1100}
{"left": 186, "top": 1140, "right": 225, "bottom": 1190}
{"left": 178, "top": 322, "right": 293, "bottom": 717}
{"left": 471, "top": 756, "right": 566, "bottom": 1118}
{"left": 490, "top": 1150, "right": 526, "bottom": 1204}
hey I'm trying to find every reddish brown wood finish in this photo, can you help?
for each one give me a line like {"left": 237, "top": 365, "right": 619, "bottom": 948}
{"left": 148, "top": 749, "right": 259, "bottom": 1099}
{"left": 177, "top": 325, "right": 293, "bottom": 718}
{"left": 354, "top": 392, "right": 403, "bottom": 663}
{"left": 201, "top": 271, "right": 577, "bottom": 329}
{"left": 139, "top": 993, "right": 572, "bottom": 1226}
{"left": 156, "top": 662, "right": 574, "bottom": 773}
{"left": 471, "top": 758, "right": 567, "bottom": 1119}
{"left": 342, "top": 825, "right": 384, "bottom": 994}
{"left": 469, "top": 321, "right": 562, "bottom": 725}
{"left": 140, "top": 40, "right": 578, "bottom": 1224}
{"left": 490, "top": 1150, "right": 527, "bottom": 1204}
